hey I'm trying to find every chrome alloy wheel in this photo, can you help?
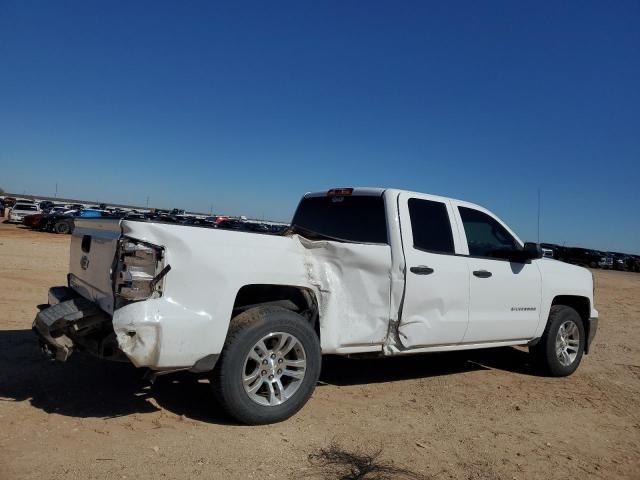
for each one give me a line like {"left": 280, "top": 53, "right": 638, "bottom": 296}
{"left": 242, "top": 332, "right": 307, "bottom": 406}
{"left": 555, "top": 320, "right": 580, "bottom": 367}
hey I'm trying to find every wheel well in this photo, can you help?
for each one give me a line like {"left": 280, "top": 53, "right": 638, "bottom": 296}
{"left": 552, "top": 295, "right": 591, "bottom": 353}
{"left": 232, "top": 284, "right": 319, "bottom": 335}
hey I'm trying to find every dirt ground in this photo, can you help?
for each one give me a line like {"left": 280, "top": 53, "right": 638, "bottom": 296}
{"left": 1, "top": 221, "right": 639, "bottom": 480}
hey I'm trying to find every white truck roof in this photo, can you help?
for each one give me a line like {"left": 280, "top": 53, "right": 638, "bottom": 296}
{"left": 304, "top": 187, "right": 486, "bottom": 212}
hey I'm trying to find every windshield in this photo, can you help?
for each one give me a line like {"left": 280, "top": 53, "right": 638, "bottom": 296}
{"left": 291, "top": 194, "right": 388, "bottom": 244}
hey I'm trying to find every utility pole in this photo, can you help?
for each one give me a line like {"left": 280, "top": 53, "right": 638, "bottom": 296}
{"left": 146, "top": 196, "right": 149, "bottom": 208}
{"left": 537, "top": 187, "right": 541, "bottom": 243}
{"left": 55, "top": 182, "right": 58, "bottom": 198}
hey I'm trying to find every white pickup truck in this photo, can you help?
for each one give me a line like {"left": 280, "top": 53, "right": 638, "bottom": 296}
{"left": 34, "top": 188, "right": 598, "bottom": 424}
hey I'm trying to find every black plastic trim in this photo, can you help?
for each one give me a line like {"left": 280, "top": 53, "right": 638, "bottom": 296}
{"left": 586, "top": 316, "right": 598, "bottom": 354}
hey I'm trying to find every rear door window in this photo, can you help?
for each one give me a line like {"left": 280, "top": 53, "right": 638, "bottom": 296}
{"left": 408, "top": 198, "right": 454, "bottom": 254}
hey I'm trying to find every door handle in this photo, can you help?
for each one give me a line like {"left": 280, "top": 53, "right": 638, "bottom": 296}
{"left": 410, "top": 266, "right": 434, "bottom": 275}
{"left": 473, "top": 270, "right": 492, "bottom": 278}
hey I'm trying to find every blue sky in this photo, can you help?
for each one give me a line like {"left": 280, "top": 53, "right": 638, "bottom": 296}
{"left": 1, "top": 1, "right": 639, "bottom": 253}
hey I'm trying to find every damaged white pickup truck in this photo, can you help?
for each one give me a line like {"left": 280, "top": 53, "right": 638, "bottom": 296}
{"left": 34, "top": 188, "right": 598, "bottom": 424}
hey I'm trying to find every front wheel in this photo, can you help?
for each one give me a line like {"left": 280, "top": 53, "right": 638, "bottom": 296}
{"left": 211, "top": 306, "right": 321, "bottom": 425}
{"left": 530, "top": 305, "right": 585, "bottom": 376}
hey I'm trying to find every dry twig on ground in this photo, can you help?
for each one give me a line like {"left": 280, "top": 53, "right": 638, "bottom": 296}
{"left": 307, "top": 442, "right": 426, "bottom": 480}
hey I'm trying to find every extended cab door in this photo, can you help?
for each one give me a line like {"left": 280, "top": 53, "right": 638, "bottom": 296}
{"left": 451, "top": 203, "right": 542, "bottom": 342}
{"left": 397, "top": 192, "right": 470, "bottom": 348}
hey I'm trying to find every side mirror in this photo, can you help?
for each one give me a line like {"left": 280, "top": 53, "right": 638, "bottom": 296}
{"left": 523, "top": 242, "right": 543, "bottom": 260}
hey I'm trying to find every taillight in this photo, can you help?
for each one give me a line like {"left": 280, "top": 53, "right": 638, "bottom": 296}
{"left": 115, "top": 238, "right": 169, "bottom": 303}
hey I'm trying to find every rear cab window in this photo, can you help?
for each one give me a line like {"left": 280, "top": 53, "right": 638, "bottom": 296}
{"left": 291, "top": 192, "right": 388, "bottom": 244}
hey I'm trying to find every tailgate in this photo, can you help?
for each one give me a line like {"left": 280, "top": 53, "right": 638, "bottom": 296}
{"left": 69, "top": 218, "right": 121, "bottom": 314}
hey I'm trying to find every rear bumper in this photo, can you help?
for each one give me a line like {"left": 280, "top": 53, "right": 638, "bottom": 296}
{"left": 32, "top": 287, "right": 112, "bottom": 361}
{"left": 34, "top": 286, "right": 220, "bottom": 372}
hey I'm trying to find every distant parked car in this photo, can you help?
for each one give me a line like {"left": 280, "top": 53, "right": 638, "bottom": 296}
{"left": 216, "top": 218, "right": 244, "bottom": 230}
{"left": 48, "top": 206, "right": 70, "bottom": 215}
{"left": 8, "top": 203, "right": 40, "bottom": 223}
{"left": 39, "top": 200, "right": 55, "bottom": 210}
{"left": 608, "top": 252, "right": 628, "bottom": 271}
{"left": 124, "top": 212, "right": 147, "bottom": 220}
{"left": 61, "top": 203, "right": 84, "bottom": 211}
{"left": 41, "top": 210, "right": 78, "bottom": 233}
{"left": 598, "top": 254, "right": 613, "bottom": 269}
{"left": 207, "top": 215, "right": 230, "bottom": 225}
{"left": 243, "top": 222, "right": 271, "bottom": 233}
{"left": 22, "top": 213, "right": 48, "bottom": 229}
{"left": 179, "top": 216, "right": 210, "bottom": 226}
{"left": 565, "top": 248, "right": 602, "bottom": 268}
{"left": 44, "top": 209, "right": 102, "bottom": 234}
{"left": 539, "top": 243, "right": 570, "bottom": 261}
{"left": 541, "top": 247, "right": 554, "bottom": 258}
{"left": 268, "top": 224, "right": 289, "bottom": 234}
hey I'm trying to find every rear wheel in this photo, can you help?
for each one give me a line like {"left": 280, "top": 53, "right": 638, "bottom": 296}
{"left": 211, "top": 306, "right": 321, "bottom": 425}
{"left": 530, "top": 305, "right": 585, "bottom": 376}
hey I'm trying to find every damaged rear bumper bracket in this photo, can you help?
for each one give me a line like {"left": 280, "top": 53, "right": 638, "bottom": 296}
{"left": 32, "top": 296, "right": 111, "bottom": 361}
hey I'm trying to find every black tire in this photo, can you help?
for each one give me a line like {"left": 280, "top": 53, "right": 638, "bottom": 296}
{"left": 55, "top": 221, "right": 70, "bottom": 234}
{"left": 211, "top": 306, "right": 321, "bottom": 425}
{"left": 530, "top": 305, "right": 585, "bottom": 376}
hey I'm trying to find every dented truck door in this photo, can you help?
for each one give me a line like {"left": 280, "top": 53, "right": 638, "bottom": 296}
{"left": 396, "top": 192, "right": 470, "bottom": 348}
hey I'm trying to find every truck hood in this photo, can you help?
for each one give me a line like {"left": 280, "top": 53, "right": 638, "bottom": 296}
{"left": 538, "top": 257, "right": 593, "bottom": 282}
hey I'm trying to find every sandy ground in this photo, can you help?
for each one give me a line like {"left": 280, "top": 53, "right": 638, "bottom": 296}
{"left": 0, "top": 220, "right": 639, "bottom": 480}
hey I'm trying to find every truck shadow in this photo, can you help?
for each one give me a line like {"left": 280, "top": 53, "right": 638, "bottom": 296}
{"left": 319, "top": 346, "right": 542, "bottom": 386}
{"left": 0, "top": 329, "right": 543, "bottom": 425}
{"left": 0, "top": 328, "right": 238, "bottom": 424}
{"left": 0, "top": 329, "right": 159, "bottom": 418}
